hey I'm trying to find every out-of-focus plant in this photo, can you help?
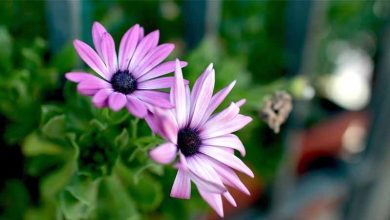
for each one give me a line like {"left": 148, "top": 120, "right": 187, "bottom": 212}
{"left": 0, "top": 27, "right": 64, "bottom": 143}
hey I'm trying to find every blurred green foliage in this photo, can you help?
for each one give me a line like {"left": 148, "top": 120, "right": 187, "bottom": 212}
{"left": 0, "top": 0, "right": 386, "bottom": 219}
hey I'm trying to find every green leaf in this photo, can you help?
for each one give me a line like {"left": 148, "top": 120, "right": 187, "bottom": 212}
{"left": 95, "top": 177, "right": 140, "bottom": 220}
{"left": 0, "top": 26, "right": 12, "bottom": 71}
{"left": 89, "top": 119, "right": 107, "bottom": 131}
{"left": 41, "top": 105, "right": 63, "bottom": 126}
{"left": 115, "top": 162, "right": 163, "bottom": 212}
{"left": 41, "top": 114, "right": 66, "bottom": 139}
{"left": 59, "top": 190, "right": 92, "bottom": 220}
{"left": 24, "top": 206, "right": 56, "bottom": 220}
{"left": 66, "top": 175, "right": 99, "bottom": 207}
{"left": 0, "top": 180, "right": 29, "bottom": 220}
{"left": 66, "top": 133, "right": 80, "bottom": 160}
{"left": 41, "top": 161, "right": 76, "bottom": 200}
{"left": 100, "top": 108, "right": 130, "bottom": 125}
{"left": 129, "top": 174, "right": 163, "bottom": 212}
{"left": 59, "top": 175, "right": 99, "bottom": 220}
{"left": 114, "top": 128, "right": 129, "bottom": 149}
{"left": 22, "top": 133, "right": 63, "bottom": 156}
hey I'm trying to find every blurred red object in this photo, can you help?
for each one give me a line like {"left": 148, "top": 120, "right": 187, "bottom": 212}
{"left": 295, "top": 111, "right": 370, "bottom": 175}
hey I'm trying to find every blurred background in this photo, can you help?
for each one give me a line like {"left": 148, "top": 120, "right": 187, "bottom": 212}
{"left": 1, "top": 0, "right": 390, "bottom": 220}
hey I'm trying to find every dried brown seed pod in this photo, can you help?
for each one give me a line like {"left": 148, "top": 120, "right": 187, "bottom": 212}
{"left": 260, "top": 91, "right": 293, "bottom": 133}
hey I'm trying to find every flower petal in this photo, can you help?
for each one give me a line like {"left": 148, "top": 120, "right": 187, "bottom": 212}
{"left": 145, "top": 111, "right": 160, "bottom": 134}
{"left": 138, "top": 76, "right": 177, "bottom": 90}
{"left": 200, "top": 80, "right": 236, "bottom": 126}
{"left": 198, "top": 189, "right": 224, "bottom": 218}
{"left": 133, "top": 43, "right": 175, "bottom": 78}
{"left": 73, "top": 39, "right": 109, "bottom": 79}
{"left": 138, "top": 27, "right": 144, "bottom": 41}
{"left": 201, "top": 102, "right": 240, "bottom": 134}
{"left": 92, "top": 88, "right": 113, "bottom": 108}
{"left": 185, "top": 85, "right": 191, "bottom": 125}
{"left": 170, "top": 168, "right": 191, "bottom": 199}
{"left": 201, "top": 134, "right": 246, "bottom": 156}
{"left": 126, "top": 95, "right": 147, "bottom": 118}
{"left": 201, "top": 154, "right": 250, "bottom": 195}
{"left": 190, "top": 63, "right": 213, "bottom": 103}
{"left": 65, "top": 72, "right": 98, "bottom": 83}
{"left": 149, "top": 142, "right": 177, "bottom": 164}
{"left": 77, "top": 77, "right": 111, "bottom": 96}
{"left": 108, "top": 92, "right": 127, "bottom": 111}
{"left": 134, "top": 90, "right": 172, "bottom": 108}
{"left": 186, "top": 155, "right": 226, "bottom": 194}
{"left": 100, "top": 32, "right": 118, "bottom": 77}
{"left": 235, "top": 99, "right": 246, "bottom": 107}
{"left": 189, "top": 65, "right": 215, "bottom": 128}
{"left": 199, "top": 146, "right": 254, "bottom": 178}
{"left": 118, "top": 24, "right": 140, "bottom": 70}
{"left": 200, "top": 114, "right": 252, "bottom": 139}
{"left": 153, "top": 108, "right": 178, "bottom": 144}
{"left": 128, "top": 30, "right": 159, "bottom": 72}
{"left": 223, "top": 191, "right": 237, "bottom": 207}
{"left": 172, "top": 59, "right": 187, "bottom": 128}
{"left": 92, "top": 22, "right": 107, "bottom": 58}
{"left": 138, "top": 61, "right": 187, "bottom": 82}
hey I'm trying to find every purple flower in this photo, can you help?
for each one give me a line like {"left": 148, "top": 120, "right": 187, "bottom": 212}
{"left": 65, "top": 22, "right": 187, "bottom": 118}
{"left": 148, "top": 60, "right": 254, "bottom": 217}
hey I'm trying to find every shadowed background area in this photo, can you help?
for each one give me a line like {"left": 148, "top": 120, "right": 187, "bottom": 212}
{"left": 0, "top": 0, "right": 389, "bottom": 220}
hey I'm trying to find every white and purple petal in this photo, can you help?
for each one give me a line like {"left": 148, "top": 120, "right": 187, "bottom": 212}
{"left": 138, "top": 61, "right": 187, "bottom": 82}
{"left": 199, "top": 146, "right": 254, "bottom": 178}
{"left": 199, "top": 80, "right": 236, "bottom": 126}
{"left": 201, "top": 134, "right": 246, "bottom": 156}
{"left": 108, "top": 92, "right": 127, "bottom": 111}
{"left": 92, "top": 22, "right": 107, "bottom": 58}
{"left": 203, "top": 154, "right": 250, "bottom": 195}
{"left": 172, "top": 59, "right": 188, "bottom": 128}
{"left": 118, "top": 24, "right": 140, "bottom": 70}
{"left": 128, "top": 30, "right": 159, "bottom": 72}
{"left": 198, "top": 190, "right": 224, "bottom": 218}
{"left": 170, "top": 168, "right": 191, "bottom": 199}
{"left": 133, "top": 43, "right": 175, "bottom": 78}
{"left": 137, "top": 77, "right": 176, "bottom": 90}
{"left": 76, "top": 77, "right": 111, "bottom": 96}
{"left": 73, "top": 39, "right": 109, "bottom": 79}
{"left": 152, "top": 109, "right": 178, "bottom": 144}
{"left": 126, "top": 95, "right": 147, "bottom": 118}
{"left": 134, "top": 90, "right": 172, "bottom": 109}
{"left": 149, "top": 142, "right": 177, "bottom": 164}
{"left": 100, "top": 32, "right": 118, "bottom": 76}
{"left": 92, "top": 88, "right": 113, "bottom": 108}
{"left": 200, "top": 114, "right": 252, "bottom": 139}
{"left": 189, "top": 66, "right": 215, "bottom": 128}
{"left": 186, "top": 155, "right": 226, "bottom": 194}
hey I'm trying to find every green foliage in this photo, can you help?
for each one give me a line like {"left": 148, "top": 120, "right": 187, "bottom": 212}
{"left": 0, "top": 180, "right": 30, "bottom": 220}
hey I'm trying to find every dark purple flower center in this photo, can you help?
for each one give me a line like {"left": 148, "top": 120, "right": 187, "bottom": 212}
{"left": 177, "top": 127, "right": 201, "bottom": 157}
{"left": 111, "top": 70, "right": 137, "bottom": 94}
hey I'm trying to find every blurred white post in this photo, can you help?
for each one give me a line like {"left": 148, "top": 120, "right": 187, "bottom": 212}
{"left": 344, "top": 16, "right": 390, "bottom": 220}
{"left": 205, "top": 0, "right": 220, "bottom": 41}
{"left": 270, "top": 1, "right": 328, "bottom": 218}
{"left": 45, "top": 0, "right": 82, "bottom": 53}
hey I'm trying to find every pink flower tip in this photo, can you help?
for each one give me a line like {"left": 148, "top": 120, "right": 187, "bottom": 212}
{"left": 236, "top": 99, "right": 246, "bottom": 107}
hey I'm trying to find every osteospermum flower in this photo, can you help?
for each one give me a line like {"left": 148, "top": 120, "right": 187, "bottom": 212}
{"left": 148, "top": 60, "right": 254, "bottom": 217}
{"left": 65, "top": 22, "right": 187, "bottom": 118}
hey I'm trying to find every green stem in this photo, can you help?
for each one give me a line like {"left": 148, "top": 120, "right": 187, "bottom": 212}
{"left": 130, "top": 118, "right": 139, "bottom": 140}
